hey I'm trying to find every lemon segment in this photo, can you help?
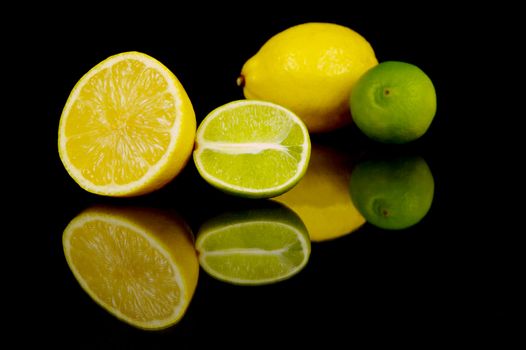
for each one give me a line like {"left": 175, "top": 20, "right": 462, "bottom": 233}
{"left": 58, "top": 51, "right": 196, "bottom": 196}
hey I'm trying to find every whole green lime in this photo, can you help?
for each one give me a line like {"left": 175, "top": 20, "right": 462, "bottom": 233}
{"left": 349, "top": 156, "right": 434, "bottom": 230}
{"left": 350, "top": 61, "right": 436, "bottom": 143}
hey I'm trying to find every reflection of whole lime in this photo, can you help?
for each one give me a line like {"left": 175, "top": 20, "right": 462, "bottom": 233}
{"left": 350, "top": 61, "right": 436, "bottom": 143}
{"left": 349, "top": 156, "right": 434, "bottom": 230}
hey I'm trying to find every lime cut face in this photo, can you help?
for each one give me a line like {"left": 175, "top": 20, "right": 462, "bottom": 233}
{"left": 193, "top": 100, "right": 311, "bottom": 198}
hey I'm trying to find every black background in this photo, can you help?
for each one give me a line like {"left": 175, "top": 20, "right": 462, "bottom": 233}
{"left": 12, "top": 6, "right": 493, "bottom": 347}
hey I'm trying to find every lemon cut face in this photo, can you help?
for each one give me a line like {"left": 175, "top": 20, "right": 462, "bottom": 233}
{"left": 58, "top": 51, "right": 196, "bottom": 196}
{"left": 62, "top": 206, "right": 199, "bottom": 330}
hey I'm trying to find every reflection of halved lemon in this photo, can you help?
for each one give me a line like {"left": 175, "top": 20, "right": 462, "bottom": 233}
{"left": 274, "top": 144, "right": 365, "bottom": 241}
{"left": 58, "top": 51, "right": 196, "bottom": 196}
{"left": 62, "top": 206, "right": 198, "bottom": 330}
{"left": 196, "top": 202, "right": 310, "bottom": 285}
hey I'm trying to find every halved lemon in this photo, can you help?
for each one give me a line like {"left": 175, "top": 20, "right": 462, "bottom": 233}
{"left": 58, "top": 51, "right": 196, "bottom": 196}
{"left": 62, "top": 206, "right": 199, "bottom": 330}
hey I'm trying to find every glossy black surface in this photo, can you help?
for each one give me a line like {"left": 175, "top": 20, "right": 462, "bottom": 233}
{"left": 16, "top": 8, "right": 486, "bottom": 346}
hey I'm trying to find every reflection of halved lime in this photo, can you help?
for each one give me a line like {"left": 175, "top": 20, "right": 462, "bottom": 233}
{"left": 350, "top": 61, "right": 436, "bottom": 143}
{"left": 195, "top": 202, "right": 310, "bottom": 285}
{"left": 274, "top": 144, "right": 365, "bottom": 241}
{"left": 349, "top": 156, "right": 434, "bottom": 230}
{"left": 62, "top": 206, "right": 198, "bottom": 330}
{"left": 193, "top": 100, "right": 311, "bottom": 198}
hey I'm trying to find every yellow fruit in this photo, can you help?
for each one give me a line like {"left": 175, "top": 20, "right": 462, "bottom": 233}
{"left": 58, "top": 51, "right": 196, "bottom": 196}
{"left": 274, "top": 144, "right": 365, "bottom": 241}
{"left": 62, "top": 206, "right": 199, "bottom": 330}
{"left": 238, "top": 23, "right": 378, "bottom": 133}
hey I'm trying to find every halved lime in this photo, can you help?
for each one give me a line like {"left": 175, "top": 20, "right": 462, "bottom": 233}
{"left": 195, "top": 202, "right": 311, "bottom": 285}
{"left": 193, "top": 100, "right": 311, "bottom": 198}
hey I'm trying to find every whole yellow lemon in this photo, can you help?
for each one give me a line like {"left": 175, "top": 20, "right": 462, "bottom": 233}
{"left": 238, "top": 22, "right": 378, "bottom": 133}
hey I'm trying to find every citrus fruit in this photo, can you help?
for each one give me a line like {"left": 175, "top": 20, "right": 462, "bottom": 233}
{"left": 58, "top": 51, "right": 196, "bottom": 196}
{"left": 238, "top": 22, "right": 378, "bottom": 133}
{"left": 62, "top": 206, "right": 199, "bottom": 330}
{"left": 349, "top": 156, "right": 434, "bottom": 230}
{"left": 274, "top": 144, "right": 365, "bottom": 241}
{"left": 195, "top": 202, "right": 310, "bottom": 285}
{"left": 350, "top": 61, "right": 437, "bottom": 143}
{"left": 193, "top": 100, "right": 311, "bottom": 198}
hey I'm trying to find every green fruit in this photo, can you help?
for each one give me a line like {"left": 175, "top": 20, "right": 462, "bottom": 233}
{"left": 195, "top": 201, "right": 311, "bottom": 285}
{"left": 193, "top": 100, "right": 311, "bottom": 198}
{"left": 349, "top": 156, "right": 434, "bottom": 230}
{"left": 350, "top": 61, "right": 437, "bottom": 143}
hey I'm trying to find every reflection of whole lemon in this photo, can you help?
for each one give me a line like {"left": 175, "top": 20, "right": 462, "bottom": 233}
{"left": 238, "top": 22, "right": 378, "bottom": 133}
{"left": 274, "top": 144, "right": 366, "bottom": 241}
